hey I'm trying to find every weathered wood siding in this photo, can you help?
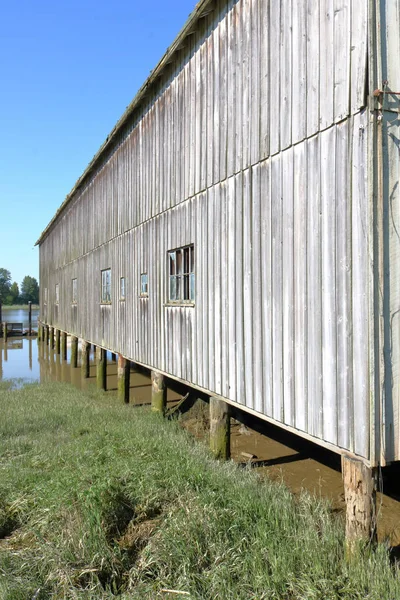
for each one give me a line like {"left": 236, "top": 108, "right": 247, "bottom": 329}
{"left": 39, "top": 0, "right": 373, "bottom": 460}
{"left": 374, "top": 0, "right": 400, "bottom": 464}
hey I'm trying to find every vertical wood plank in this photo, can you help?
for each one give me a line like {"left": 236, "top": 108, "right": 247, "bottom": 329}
{"left": 321, "top": 126, "right": 337, "bottom": 445}
{"left": 280, "top": 0, "right": 292, "bottom": 150}
{"left": 352, "top": 110, "right": 369, "bottom": 459}
{"left": 271, "top": 155, "right": 283, "bottom": 420}
{"left": 293, "top": 143, "right": 308, "bottom": 431}
{"left": 307, "top": 135, "right": 323, "bottom": 438}
{"left": 307, "top": 0, "right": 320, "bottom": 136}
{"left": 282, "top": 148, "right": 294, "bottom": 425}
{"left": 269, "top": 0, "right": 281, "bottom": 154}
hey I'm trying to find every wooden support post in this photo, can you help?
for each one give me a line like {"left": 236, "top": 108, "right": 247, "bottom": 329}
{"left": 49, "top": 327, "right": 55, "bottom": 349}
{"left": 151, "top": 371, "right": 167, "bottom": 414}
{"left": 44, "top": 325, "right": 49, "bottom": 345}
{"left": 209, "top": 396, "right": 230, "bottom": 460}
{"left": 70, "top": 336, "right": 78, "bottom": 368}
{"left": 61, "top": 332, "right": 67, "bottom": 360}
{"left": 3, "top": 322, "right": 7, "bottom": 342}
{"left": 342, "top": 456, "right": 377, "bottom": 554}
{"left": 81, "top": 340, "right": 90, "bottom": 379}
{"left": 55, "top": 329, "right": 60, "bottom": 354}
{"left": 118, "top": 354, "right": 130, "bottom": 403}
{"left": 96, "top": 347, "right": 107, "bottom": 390}
{"left": 28, "top": 301, "right": 32, "bottom": 336}
{"left": 37, "top": 322, "right": 42, "bottom": 342}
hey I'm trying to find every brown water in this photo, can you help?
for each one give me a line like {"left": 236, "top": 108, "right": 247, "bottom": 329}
{"left": 2, "top": 334, "right": 400, "bottom": 545}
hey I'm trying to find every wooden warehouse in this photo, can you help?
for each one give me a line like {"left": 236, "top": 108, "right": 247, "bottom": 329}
{"left": 37, "top": 0, "right": 400, "bottom": 541}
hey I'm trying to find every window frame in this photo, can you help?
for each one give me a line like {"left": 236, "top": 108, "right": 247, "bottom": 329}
{"left": 72, "top": 278, "right": 78, "bottom": 304}
{"left": 101, "top": 268, "right": 112, "bottom": 304}
{"left": 120, "top": 276, "right": 126, "bottom": 301}
{"left": 167, "top": 244, "right": 195, "bottom": 306}
{"left": 140, "top": 273, "right": 148, "bottom": 298}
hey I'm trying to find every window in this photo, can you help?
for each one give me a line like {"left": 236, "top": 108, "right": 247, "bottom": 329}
{"left": 72, "top": 278, "right": 77, "bottom": 303}
{"left": 101, "top": 269, "right": 112, "bottom": 303}
{"left": 55, "top": 284, "right": 59, "bottom": 304}
{"left": 120, "top": 277, "right": 125, "bottom": 300}
{"left": 140, "top": 273, "right": 148, "bottom": 297}
{"left": 168, "top": 245, "right": 195, "bottom": 303}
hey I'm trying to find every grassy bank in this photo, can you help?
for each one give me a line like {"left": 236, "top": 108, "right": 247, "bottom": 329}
{"left": 0, "top": 381, "right": 399, "bottom": 599}
{"left": 1, "top": 304, "right": 39, "bottom": 310}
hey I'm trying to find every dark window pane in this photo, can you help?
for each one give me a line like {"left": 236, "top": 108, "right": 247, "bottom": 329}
{"left": 176, "top": 249, "right": 183, "bottom": 275}
{"left": 169, "top": 252, "right": 176, "bottom": 275}
{"left": 190, "top": 273, "right": 195, "bottom": 301}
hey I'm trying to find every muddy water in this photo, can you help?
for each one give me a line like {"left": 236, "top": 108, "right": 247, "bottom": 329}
{"left": 2, "top": 335, "right": 400, "bottom": 545}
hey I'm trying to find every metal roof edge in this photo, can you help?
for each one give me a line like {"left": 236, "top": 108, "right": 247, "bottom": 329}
{"left": 35, "top": 0, "right": 215, "bottom": 246}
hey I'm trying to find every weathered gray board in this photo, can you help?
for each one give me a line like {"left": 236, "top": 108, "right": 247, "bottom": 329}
{"left": 37, "top": 0, "right": 400, "bottom": 466}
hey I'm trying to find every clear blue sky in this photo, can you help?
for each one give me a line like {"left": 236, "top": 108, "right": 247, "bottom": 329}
{"left": 0, "top": 0, "right": 195, "bottom": 289}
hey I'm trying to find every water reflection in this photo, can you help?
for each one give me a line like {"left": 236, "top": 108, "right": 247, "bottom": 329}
{"left": 0, "top": 336, "right": 179, "bottom": 406}
{"left": 1, "top": 307, "right": 39, "bottom": 329}
{"left": 0, "top": 337, "right": 39, "bottom": 385}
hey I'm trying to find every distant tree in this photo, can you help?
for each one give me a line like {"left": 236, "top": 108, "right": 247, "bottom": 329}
{"left": 8, "top": 281, "right": 20, "bottom": 305}
{"left": 21, "top": 276, "right": 39, "bottom": 304}
{"left": 0, "top": 268, "right": 11, "bottom": 303}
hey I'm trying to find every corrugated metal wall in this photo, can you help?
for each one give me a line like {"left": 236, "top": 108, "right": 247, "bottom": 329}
{"left": 40, "top": 0, "right": 372, "bottom": 459}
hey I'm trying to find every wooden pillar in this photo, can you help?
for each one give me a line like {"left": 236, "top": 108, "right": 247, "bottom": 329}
{"left": 61, "top": 332, "right": 67, "bottom": 361}
{"left": 342, "top": 456, "right": 377, "bottom": 554}
{"left": 81, "top": 340, "right": 90, "bottom": 379}
{"left": 28, "top": 301, "right": 32, "bottom": 336}
{"left": 55, "top": 329, "right": 61, "bottom": 354}
{"left": 209, "top": 396, "right": 230, "bottom": 460}
{"left": 3, "top": 322, "right": 7, "bottom": 342}
{"left": 37, "top": 322, "right": 42, "bottom": 342}
{"left": 151, "top": 371, "right": 167, "bottom": 414}
{"left": 96, "top": 347, "right": 107, "bottom": 390}
{"left": 45, "top": 325, "right": 49, "bottom": 346}
{"left": 70, "top": 336, "right": 78, "bottom": 368}
{"left": 49, "top": 327, "right": 55, "bottom": 350}
{"left": 118, "top": 354, "right": 130, "bottom": 403}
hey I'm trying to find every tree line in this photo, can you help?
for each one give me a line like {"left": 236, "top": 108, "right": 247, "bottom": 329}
{"left": 0, "top": 268, "right": 39, "bottom": 305}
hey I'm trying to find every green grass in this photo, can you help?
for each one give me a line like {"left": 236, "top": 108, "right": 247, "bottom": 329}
{"left": 0, "top": 380, "right": 399, "bottom": 599}
{"left": 1, "top": 305, "right": 39, "bottom": 310}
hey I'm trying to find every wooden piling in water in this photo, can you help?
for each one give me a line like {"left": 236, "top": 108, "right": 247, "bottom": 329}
{"left": 151, "top": 371, "right": 167, "bottom": 414}
{"left": 3, "top": 322, "right": 7, "bottom": 342}
{"left": 209, "top": 397, "right": 230, "bottom": 460}
{"left": 28, "top": 301, "right": 32, "bottom": 336}
{"left": 342, "top": 456, "right": 377, "bottom": 555}
{"left": 55, "top": 329, "right": 60, "bottom": 354}
{"left": 37, "top": 322, "right": 42, "bottom": 341}
{"left": 49, "top": 327, "right": 55, "bottom": 350}
{"left": 117, "top": 354, "right": 130, "bottom": 403}
{"left": 61, "top": 332, "right": 67, "bottom": 360}
{"left": 81, "top": 340, "right": 90, "bottom": 379}
{"left": 96, "top": 347, "right": 107, "bottom": 390}
{"left": 70, "top": 336, "right": 78, "bottom": 368}
{"left": 44, "top": 325, "right": 49, "bottom": 345}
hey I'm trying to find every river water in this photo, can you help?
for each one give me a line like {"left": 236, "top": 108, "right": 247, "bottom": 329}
{"left": 1, "top": 306, "right": 39, "bottom": 329}
{"left": 2, "top": 310, "right": 400, "bottom": 545}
